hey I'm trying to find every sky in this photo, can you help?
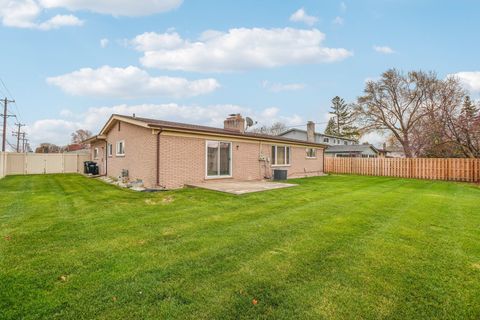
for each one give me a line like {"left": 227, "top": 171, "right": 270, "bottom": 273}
{"left": 0, "top": 0, "right": 479, "bottom": 148}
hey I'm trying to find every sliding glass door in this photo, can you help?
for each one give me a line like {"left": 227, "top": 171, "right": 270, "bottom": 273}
{"left": 206, "top": 141, "right": 232, "bottom": 177}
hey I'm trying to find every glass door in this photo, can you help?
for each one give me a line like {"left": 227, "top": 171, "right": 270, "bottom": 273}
{"left": 206, "top": 141, "right": 231, "bottom": 177}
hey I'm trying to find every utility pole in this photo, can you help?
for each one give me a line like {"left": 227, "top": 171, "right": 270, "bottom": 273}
{"left": 12, "top": 122, "right": 25, "bottom": 152}
{"left": 1, "top": 97, "right": 15, "bottom": 152}
{"left": 20, "top": 133, "right": 28, "bottom": 153}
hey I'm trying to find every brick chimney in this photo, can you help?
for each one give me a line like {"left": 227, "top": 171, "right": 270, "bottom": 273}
{"left": 307, "top": 121, "right": 315, "bottom": 142}
{"left": 224, "top": 114, "right": 245, "bottom": 133}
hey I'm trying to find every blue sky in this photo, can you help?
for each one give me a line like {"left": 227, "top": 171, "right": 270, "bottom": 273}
{"left": 0, "top": 0, "right": 479, "bottom": 147}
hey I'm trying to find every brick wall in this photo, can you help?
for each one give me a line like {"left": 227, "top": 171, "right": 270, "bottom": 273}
{"left": 103, "top": 121, "right": 157, "bottom": 187}
{"left": 90, "top": 140, "right": 105, "bottom": 175}
{"left": 158, "top": 134, "right": 324, "bottom": 189}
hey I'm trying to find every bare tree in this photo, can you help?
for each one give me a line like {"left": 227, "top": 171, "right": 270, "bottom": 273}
{"left": 356, "top": 69, "right": 438, "bottom": 157}
{"left": 71, "top": 129, "right": 92, "bottom": 144}
{"left": 251, "top": 122, "right": 287, "bottom": 136}
{"left": 412, "top": 76, "right": 465, "bottom": 157}
{"left": 442, "top": 95, "right": 480, "bottom": 158}
{"left": 35, "top": 143, "right": 62, "bottom": 153}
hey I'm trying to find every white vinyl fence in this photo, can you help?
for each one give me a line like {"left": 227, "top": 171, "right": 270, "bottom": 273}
{"left": 0, "top": 152, "right": 90, "bottom": 179}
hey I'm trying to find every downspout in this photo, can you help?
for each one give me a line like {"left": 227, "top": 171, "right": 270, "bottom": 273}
{"left": 156, "top": 129, "right": 163, "bottom": 186}
{"left": 105, "top": 140, "right": 108, "bottom": 176}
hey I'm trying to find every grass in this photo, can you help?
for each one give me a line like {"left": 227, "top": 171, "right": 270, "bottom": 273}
{"left": 1, "top": 174, "right": 480, "bottom": 319}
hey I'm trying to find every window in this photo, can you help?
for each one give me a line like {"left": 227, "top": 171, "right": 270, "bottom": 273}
{"left": 93, "top": 148, "right": 99, "bottom": 159}
{"left": 344, "top": 141, "right": 348, "bottom": 145}
{"left": 272, "top": 146, "right": 290, "bottom": 165}
{"left": 116, "top": 140, "right": 125, "bottom": 156}
{"left": 306, "top": 148, "right": 317, "bottom": 158}
{"left": 206, "top": 141, "right": 232, "bottom": 177}
{"left": 107, "top": 143, "right": 113, "bottom": 157}
{"left": 323, "top": 137, "right": 329, "bottom": 143}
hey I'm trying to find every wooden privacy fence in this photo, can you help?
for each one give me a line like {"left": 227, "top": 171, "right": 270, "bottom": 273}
{"left": 0, "top": 152, "right": 90, "bottom": 178}
{"left": 324, "top": 157, "right": 480, "bottom": 182}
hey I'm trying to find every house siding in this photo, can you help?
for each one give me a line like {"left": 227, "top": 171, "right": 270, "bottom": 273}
{"left": 281, "top": 129, "right": 356, "bottom": 146}
{"left": 103, "top": 121, "right": 157, "bottom": 187}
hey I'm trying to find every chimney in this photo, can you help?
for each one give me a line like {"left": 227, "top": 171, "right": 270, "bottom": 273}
{"left": 224, "top": 114, "right": 245, "bottom": 133}
{"left": 307, "top": 121, "right": 315, "bottom": 142}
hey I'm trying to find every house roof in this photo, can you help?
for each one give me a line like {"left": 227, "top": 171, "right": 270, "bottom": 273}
{"left": 65, "top": 144, "right": 86, "bottom": 151}
{"left": 325, "top": 144, "right": 379, "bottom": 154}
{"left": 279, "top": 128, "right": 358, "bottom": 142}
{"left": 89, "top": 114, "right": 328, "bottom": 148}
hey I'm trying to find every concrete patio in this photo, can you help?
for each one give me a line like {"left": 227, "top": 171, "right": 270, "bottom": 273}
{"left": 187, "top": 180, "right": 297, "bottom": 195}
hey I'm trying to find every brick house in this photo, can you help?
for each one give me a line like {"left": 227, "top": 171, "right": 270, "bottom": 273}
{"left": 86, "top": 114, "right": 327, "bottom": 189}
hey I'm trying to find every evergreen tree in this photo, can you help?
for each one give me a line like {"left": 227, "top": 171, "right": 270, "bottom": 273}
{"left": 324, "top": 118, "right": 337, "bottom": 136}
{"left": 461, "top": 96, "right": 478, "bottom": 119}
{"left": 326, "top": 96, "right": 359, "bottom": 139}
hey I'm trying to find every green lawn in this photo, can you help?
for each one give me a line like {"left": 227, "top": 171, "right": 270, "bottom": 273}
{"left": 1, "top": 174, "right": 480, "bottom": 319}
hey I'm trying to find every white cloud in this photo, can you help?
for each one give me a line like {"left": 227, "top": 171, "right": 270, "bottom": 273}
{"left": 332, "top": 16, "right": 344, "bottom": 25}
{"left": 289, "top": 8, "right": 318, "bottom": 26}
{"left": 0, "top": 0, "right": 182, "bottom": 29}
{"left": 448, "top": 71, "right": 480, "bottom": 93}
{"left": 340, "top": 2, "right": 347, "bottom": 12}
{"left": 0, "top": 0, "right": 83, "bottom": 30}
{"left": 360, "top": 131, "right": 385, "bottom": 148}
{"left": 26, "top": 103, "right": 304, "bottom": 146}
{"left": 39, "top": 0, "right": 183, "bottom": 16}
{"left": 131, "top": 31, "right": 184, "bottom": 51}
{"left": 373, "top": 45, "right": 395, "bottom": 54}
{"left": 46, "top": 65, "right": 220, "bottom": 98}
{"left": 133, "top": 28, "right": 353, "bottom": 72}
{"left": 37, "top": 14, "right": 83, "bottom": 30}
{"left": 262, "top": 80, "right": 305, "bottom": 92}
{"left": 100, "top": 38, "right": 109, "bottom": 48}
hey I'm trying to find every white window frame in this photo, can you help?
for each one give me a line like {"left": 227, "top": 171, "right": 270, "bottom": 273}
{"left": 93, "top": 147, "right": 99, "bottom": 159}
{"left": 107, "top": 143, "right": 113, "bottom": 157}
{"left": 271, "top": 145, "right": 291, "bottom": 166}
{"left": 205, "top": 140, "right": 233, "bottom": 179}
{"left": 306, "top": 148, "right": 317, "bottom": 159}
{"left": 116, "top": 140, "right": 125, "bottom": 157}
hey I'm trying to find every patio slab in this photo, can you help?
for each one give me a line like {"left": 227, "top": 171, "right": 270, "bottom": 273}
{"left": 187, "top": 180, "right": 297, "bottom": 195}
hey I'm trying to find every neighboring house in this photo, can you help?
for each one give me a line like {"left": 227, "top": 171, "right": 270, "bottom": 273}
{"left": 385, "top": 147, "right": 406, "bottom": 158}
{"left": 64, "top": 143, "right": 89, "bottom": 154}
{"left": 279, "top": 124, "right": 358, "bottom": 146}
{"left": 85, "top": 114, "right": 327, "bottom": 189}
{"left": 279, "top": 122, "right": 378, "bottom": 158}
{"left": 325, "top": 144, "right": 380, "bottom": 158}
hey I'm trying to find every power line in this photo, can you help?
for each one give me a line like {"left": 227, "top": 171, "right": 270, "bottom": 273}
{"left": 0, "top": 77, "right": 23, "bottom": 123}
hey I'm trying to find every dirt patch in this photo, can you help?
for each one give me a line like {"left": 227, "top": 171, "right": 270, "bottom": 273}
{"left": 162, "top": 195, "right": 174, "bottom": 204}
{"left": 144, "top": 195, "right": 174, "bottom": 205}
{"left": 471, "top": 263, "right": 480, "bottom": 270}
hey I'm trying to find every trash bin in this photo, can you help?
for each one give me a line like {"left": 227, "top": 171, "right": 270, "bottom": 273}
{"left": 84, "top": 161, "right": 98, "bottom": 174}
{"left": 88, "top": 162, "right": 99, "bottom": 175}
{"left": 84, "top": 161, "right": 94, "bottom": 174}
{"left": 273, "top": 169, "right": 288, "bottom": 180}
